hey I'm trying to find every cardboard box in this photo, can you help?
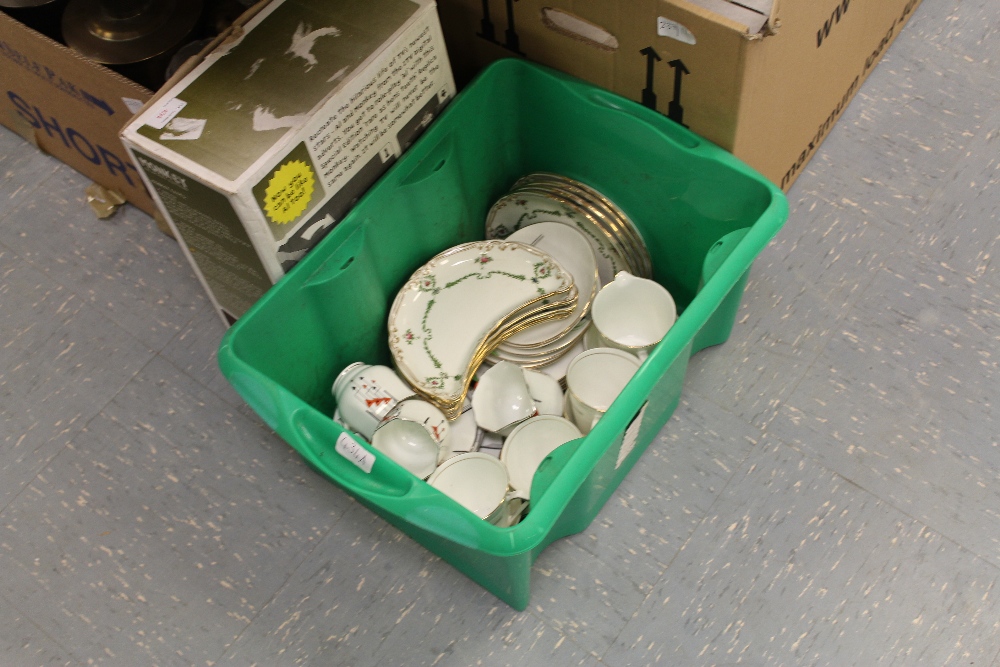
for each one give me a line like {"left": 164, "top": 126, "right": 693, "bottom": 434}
{"left": 436, "top": 0, "right": 922, "bottom": 190}
{"left": 0, "top": 11, "right": 156, "bottom": 215}
{"left": 121, "top": 0, "right": 456, "bottom": 325}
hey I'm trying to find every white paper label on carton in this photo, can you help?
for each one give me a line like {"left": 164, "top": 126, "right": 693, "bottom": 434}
{"left": 617, "top": 403, "right": 648, "bottom": 469}
{"left": 122, "top": 97, "right": 146, "bottom": 115}
{"left": 657, "top": 17, "right": 697, "bottom": 45}
{"left": 146, "top": 98, "right": 187, "bottom": 130}
{"left": 336, "top": 432, "right": 376, "bottom": 473}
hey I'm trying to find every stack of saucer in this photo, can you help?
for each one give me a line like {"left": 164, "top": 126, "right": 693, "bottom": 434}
{"left": 485, "top": 172, "right": 652, "bottom": 286}
{"left": 487, "top": 221, "right": 597, "bottom": 369}
{"left": 388, "top": 240, "right": 577, "bottom": 419}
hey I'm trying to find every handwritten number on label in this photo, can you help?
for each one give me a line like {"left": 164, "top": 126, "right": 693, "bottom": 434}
{"left": 336, "top": 433, "right": 376, "bottom": 473}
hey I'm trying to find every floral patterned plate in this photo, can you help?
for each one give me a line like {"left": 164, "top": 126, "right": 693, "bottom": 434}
{"left": 485, "top": 190, "right": 625, "bottom": 286}
{"left": 495, "top": 317, "right": 590, "bottom": 360}
{"left": 501, "top": 223, "right": 599, "bottom": 348}
{"left": 521, "top": 183, "right": 645, "bottom": 280}
{"left": 388, "top": 240, "right": 575, "bottom": 413}
{"left": 513, "top": 173, "right": 652, "bottom": 279}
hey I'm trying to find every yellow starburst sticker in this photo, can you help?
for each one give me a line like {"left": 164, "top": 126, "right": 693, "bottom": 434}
{"left": 263, "top": 159, "right": 315, "bottom": 224}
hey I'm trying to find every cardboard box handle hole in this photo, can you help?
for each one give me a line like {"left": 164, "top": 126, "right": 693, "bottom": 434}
{"left": 541, "top": 8, "right": 619, "bottom": 51}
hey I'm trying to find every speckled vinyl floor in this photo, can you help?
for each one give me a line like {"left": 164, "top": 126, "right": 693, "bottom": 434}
{"left": 1, "top": 1, "right": 998, "bottom": 665}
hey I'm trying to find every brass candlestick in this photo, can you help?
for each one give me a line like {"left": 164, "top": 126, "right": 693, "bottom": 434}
{"left": 1, "top": 0, "right": 69, "bottom": 42}
{"left": 62, "top": 0, "right": 203, "bottom": 89}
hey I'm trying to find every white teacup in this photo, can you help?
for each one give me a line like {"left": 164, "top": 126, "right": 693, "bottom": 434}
{"left": 471, "top": 361, "right": 537, "bottom": 436}
{"left": 370, "top": 418, "right": 440, "bottom": 479}
{"left": 565, "top": 347, "right": 641, "bottom": 433}
{"left": 381, "top": 397, "right": 451, "bottom": 462}
{"left": 427, "top": 453, "right": 528, "bottom": 527}
{"left": 500, "top": 415, "right": 581, "bottom": 498}
{"left": 332, "top": 362, "right": 416, "bottom": 441}
{"left": 590, "top": 271, "right": 676, "bottom": 359}
{"left": 523, "top": 369, "right": 564, "bottom": 417}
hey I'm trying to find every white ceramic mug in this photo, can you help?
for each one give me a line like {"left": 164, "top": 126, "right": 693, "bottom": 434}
{"left": 370, "top": 418, "right": 440, "bottom": 479}
{"left": 471, "top": 361, "right": 537, "bottom": 436}
{"left": 427, "top": 453, "right": 528, "bottom": 527}
{"left": 332, "top": 362, "right": 416, "bottom": 441}
{"left": 590, "top": 271, "right": 676, "bottom": 359}
{"left": 565, "top": 347, "right": 641, "bottom": 433}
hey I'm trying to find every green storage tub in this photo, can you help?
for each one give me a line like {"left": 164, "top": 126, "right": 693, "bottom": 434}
{"left": 218, "top": 59, "right": 788, "bottom": 610}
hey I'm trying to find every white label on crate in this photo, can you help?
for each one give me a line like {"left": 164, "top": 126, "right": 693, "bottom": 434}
{"left": 146, "top": 98, "right": 187, "bottom": 130}
{"left": 122, "top": 97, "right": 146, "bottom": 115}
{"left": 657, "top": 17, "right": 697, "bottom": 45}
{"left": 617, "top": 403, "right": 648, "bottom": 469}
{"left": 336, "top": 432, "right": 376, "bottom": 473}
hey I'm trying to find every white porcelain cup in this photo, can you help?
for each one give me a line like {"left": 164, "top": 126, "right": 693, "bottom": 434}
{"left": 565, "top": 347, "right": 641, "bottom": 434}
{"left": 471, "top": 361, "right": 537, "bottom": 436}
{"left": 500, "top": 415, "right": 581, "bottom": 498}
{"left": 332, "top": 362, "right": 416, "bottom": 441}
{"left": 381, "top": 397, "right": 451, "bottom": 462}
{"left": 427, "top": 453, "right": 528, "bottom": 526}
{"left": 370, "top": 419, "right": 440, "bottom": 479}
{"left": 523, "top": 369, "right": 564, "bottom": 417}
{"left": 590, "top": 271, "right": 676, "bottom": 359}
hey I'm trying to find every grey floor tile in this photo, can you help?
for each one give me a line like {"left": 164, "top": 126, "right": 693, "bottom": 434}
{"left": 686, "top": 189, "right": 905, "bottom": 429}
{"left": 605, "top": 439, "right": 1000, "bottom": 667}
{"left": 217, "top": 501, "right": 497, "bottom": 666}
{"left": 219, "top": 496, "right": 601, "bottom": 667}
{"left": 903, "top": 121, "right": 1000, "bottom": 284}
{"left": 0, "top": 250, "right": 154, "bottom": 511}
{"left": 527, "top": 394, "right": 762, "bottom": 657}
{"left": 0, "top": 131, "right": 61, "bottom": 208}
{"left": 0, "top": 165, "right": 205, "bottom": 351}
{"left": 160, "top": 303, "right": 262, "bottom": 421}
{"left": 767, "top": 249, "right": 1000, "bottom": 566}
{"left": 528, "top": 539, "right": 652, "bottom": 660}
{"left": 0, "top": 358, "right": 350, "bottom": 665}
{"left": 686, "top": 344, "right": 815, "bottom": 433}
{"left": 215, "top": 389, "right": 760, "bottom": 666}
{"left": 801, "top": 33, "right": 1000, "bottom": 232}
{"left": 908, "top": 0, "right": 998, "bottom": 58}
{"left": 0, "top": 592, "right": 77, "bottom": 667}
{"left": 690, "top": 25, "right": 1000, "bottom": 433}
{"left": 377, "top": 611, "right": 601, "bottom": 667}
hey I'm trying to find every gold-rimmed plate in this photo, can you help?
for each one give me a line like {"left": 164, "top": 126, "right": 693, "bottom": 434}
{"left": 389, "top": 240, "right": 575, "bottom": 416}
{"left": 512, "top": 173, "right": 652, "bottom": 278}
{"left": 486, "top": 189, "right": 626, "bottom": 285}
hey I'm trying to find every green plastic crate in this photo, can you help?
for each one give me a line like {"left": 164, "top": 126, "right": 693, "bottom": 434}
{"left": 218, "top": 59, "right": 788, "bottom": 610}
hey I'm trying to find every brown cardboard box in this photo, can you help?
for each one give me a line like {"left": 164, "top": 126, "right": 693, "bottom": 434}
{"left": 436, "top": 0, "right": 922, "bottom": 190}
{"left": 0, "top": 12, "right": 156, "bottom": 215}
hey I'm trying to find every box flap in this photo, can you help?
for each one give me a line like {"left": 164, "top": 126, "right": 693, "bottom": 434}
{"left": 685, "top": 0, "right": 772, "bottom": 35}
{"left": 728, "top": 0, "right": 773, "bottom": 17}
{"left": 126, "top": 0, "right": 431, "bottom": 184}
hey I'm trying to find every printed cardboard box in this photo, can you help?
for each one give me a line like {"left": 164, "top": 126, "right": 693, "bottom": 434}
{"left": 0, "top": 11, "right": 155, "bottom": 215}
{"left": 121, "top": 0, "right": 456, "bottom": 325}
{"left": 436, "top": 0, "right": 922, "bottom": 190}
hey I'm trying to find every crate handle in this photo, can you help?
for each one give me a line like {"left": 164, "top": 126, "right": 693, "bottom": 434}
{"left": 291, "top": 406, "right": 414, "bottom": 497}
{"left": 397, "top": 134, "right": 455, "bottom": 187}
{"left": 289, "top": 406, "right": 499, "bottom": 547}
{"left": 584, "top": 89, "right": 701, "bottom": 150}
{"left": 700, "top": 228, "right": 751, "bottom": 289}
{"left": 302, "top": 222, "right": 367, "bottom": 289}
